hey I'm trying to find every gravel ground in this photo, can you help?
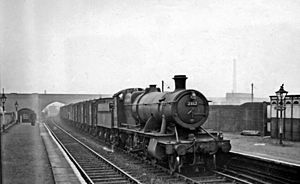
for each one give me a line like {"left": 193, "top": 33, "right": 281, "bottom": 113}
{"left": 3, "top": 123, "right": 54, "bottom": 184}
{"left": 224, "top": 132, "right": 300, "bottom": 165}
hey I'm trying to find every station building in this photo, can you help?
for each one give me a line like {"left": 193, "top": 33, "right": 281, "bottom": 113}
{"left": 205, "top": 93, "right": 300, "bottom": 141}
{"left": 270, "top": 95, "right": 300, "bottom": 141}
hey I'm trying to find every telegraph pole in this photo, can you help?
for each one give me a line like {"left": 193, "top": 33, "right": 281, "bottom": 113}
{"left": 232, "top": 59, "right": 237, "bottom": 93}
{"left": 251, "top": 83, "right": 254, "bottom": 102}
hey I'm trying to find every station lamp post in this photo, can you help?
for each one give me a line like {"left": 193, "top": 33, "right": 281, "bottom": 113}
{"left": 1, "top": 89, "right": 6, "bottom": 112}
{"left": 15, "top": 101, "right": 19, "bottom": 123}
{"left": 275, "top": 84, "right": 288, "bottom": 145}
{"left": 0, "top": 88, "right": 7, "bottom": 184}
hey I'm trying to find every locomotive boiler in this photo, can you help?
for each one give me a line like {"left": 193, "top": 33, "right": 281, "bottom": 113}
{"left": 60, "top": 75, "right": 231, "bottom": 173}
{"left": 131, "top": 75, "right": 209, "bottom": 130}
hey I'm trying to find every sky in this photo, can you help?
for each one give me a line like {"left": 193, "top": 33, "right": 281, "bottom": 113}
{"left": 1, "top": 0, "right": 300, "bottom": 98}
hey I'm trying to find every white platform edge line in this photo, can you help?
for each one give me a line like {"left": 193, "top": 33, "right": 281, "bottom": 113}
{"left": 42, "top": 123, "right": 87, "bottom": 184}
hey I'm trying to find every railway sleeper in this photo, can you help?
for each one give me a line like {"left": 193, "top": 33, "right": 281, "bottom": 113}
{"left": 157, "top": 175, "right": 174, "bottom": 180}
{"left": 198, "top": 178, "right": 228, "bottom": 183}
{"left": 91, "top": 177, "right": 128, "bottom": 182}
{"left": 81, "top": 166, "right": 111, "bottom": 170}
{"left": 84, "top": 168, "right": 115, "bottom": 174}
{"left": 94, "top": 181, "right": 129, "bottom": 184}
{"left": 80, "top": 164, "right": 109, "bottom": 168}
{"left": 147, "top": 170, "right": 166, "bottom": 174}
{"left": 84, "top": 169, "right": 113, "bottom": 173}
{"left": 88, "top": 173, "right": 121, "bottom": 177}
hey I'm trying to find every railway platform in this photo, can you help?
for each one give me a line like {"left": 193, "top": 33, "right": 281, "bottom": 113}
{"left": 224, "top": 132, "right": 300, "bottom": 166}
{"left": 2, "top": 122, "right": 83, "bottom": 184}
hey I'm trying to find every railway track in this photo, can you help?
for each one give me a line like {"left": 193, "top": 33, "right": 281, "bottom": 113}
{"left": 45, "top": 119, "right": 300, "bottom": 184}
{"left": 46, "top": 119, "right": 187, "bottom": 183}
{"left": 45, "top": 117, "right": 262, "bottom": 184}
{"left": 45, "top": 120, "right": 142, "bottom": 184}
{"left": 125, "top": 151, "right": 248, "bottom": 184}
{"left": 216, "top": 151, "right": 300, "bottom": 184}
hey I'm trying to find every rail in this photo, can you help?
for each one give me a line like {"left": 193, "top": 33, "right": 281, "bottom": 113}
{"left": 45, "top": 119, "right": 142, "bottom": 184}
{"left": 217, "top": 151, "right": 300, "bottom": 184}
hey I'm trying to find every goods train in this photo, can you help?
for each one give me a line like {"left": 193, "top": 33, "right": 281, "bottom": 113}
{"left": 60, "top": 75, "right": 231, "bottom": 173}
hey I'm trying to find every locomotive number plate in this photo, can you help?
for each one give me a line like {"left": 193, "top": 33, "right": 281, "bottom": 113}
{"left": 186, "top": 101, "right": 198, "bottom": 107}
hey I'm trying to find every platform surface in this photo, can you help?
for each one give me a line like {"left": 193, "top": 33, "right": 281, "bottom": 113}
{"left": 2, "top": 123, "right": 54, "bottom": 184}
{"left": 224, "top": 132, "right": 300, "bottom": 165}
{"left": 2, "top": 122, "right": 83, "bottom": 184}
{"left": 40, "top": 122, "right": 83, "bottom": 184}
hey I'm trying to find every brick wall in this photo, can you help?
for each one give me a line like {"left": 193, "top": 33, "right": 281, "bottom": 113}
{"left": 204, "top": 102, "right": 268, "bottom": 134}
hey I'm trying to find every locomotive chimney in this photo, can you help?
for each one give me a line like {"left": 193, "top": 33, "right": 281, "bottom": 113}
{"left": 173, "top": 75, "right": 188, "bottom": 90}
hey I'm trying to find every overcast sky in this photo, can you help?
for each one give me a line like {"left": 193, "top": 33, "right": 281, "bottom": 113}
{"left": 1, "top": 0, "right": 300, "bottom": 97}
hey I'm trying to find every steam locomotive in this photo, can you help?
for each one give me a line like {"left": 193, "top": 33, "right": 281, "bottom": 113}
{"left": 60, "top": 75, "right": 231, "bottom": 173}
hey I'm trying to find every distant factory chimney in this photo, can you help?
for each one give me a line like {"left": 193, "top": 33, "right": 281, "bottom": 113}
{"left": 251, "top": 83, "right": 254, "bottom": 102}
{"left": 173, "top": 75, "right": 187, "bottom": 90}
{"left": 232, "top": 59, "right": 237, "bottom": 93}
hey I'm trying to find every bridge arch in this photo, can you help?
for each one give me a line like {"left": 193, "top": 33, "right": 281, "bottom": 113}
{"left": 39, "top": 100, "right": 70, "bottom": 114}
{"left": 4, "top": 93, "right": 103, "bottom": 121}
{"left": 42, "top": 102, "right": 65, "bottom": 118}
{"left": 18, "top": 108, "right": 36, "bottom": 124}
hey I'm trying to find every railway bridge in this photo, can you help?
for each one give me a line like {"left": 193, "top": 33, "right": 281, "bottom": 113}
{"left": 2, "top": 93, "right": 107, "bottom": 121}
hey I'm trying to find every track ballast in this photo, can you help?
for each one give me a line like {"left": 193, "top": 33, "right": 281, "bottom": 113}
{"left": 45, "top": 119, "right": 142, "bottom": 184}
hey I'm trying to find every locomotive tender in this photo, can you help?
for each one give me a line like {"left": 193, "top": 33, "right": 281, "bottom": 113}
{"left": 60, "top": 75, "right": 231, "bottom": 173}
